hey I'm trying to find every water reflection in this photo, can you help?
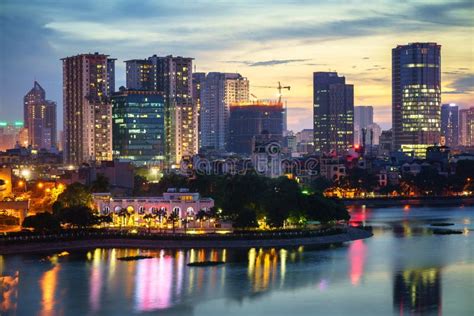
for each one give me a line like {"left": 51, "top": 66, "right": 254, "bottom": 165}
{"left": 393, "top": 268, "right": 441, "bottom": 315}
{"left": 0, "top": 206, "right": 473, "bottom": 315}
{"left": 348, "top": 239, "right": 367, "bottom": 286}
{"left": 39, "top": 264, "right": 60, "bottom": 316}
{"left": 1, "top": 271, "right": 18, "bottom": 313}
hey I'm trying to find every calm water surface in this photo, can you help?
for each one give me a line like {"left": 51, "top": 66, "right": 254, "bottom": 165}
{"left": 1, "top": 206, "right": 473, "bottom": 316}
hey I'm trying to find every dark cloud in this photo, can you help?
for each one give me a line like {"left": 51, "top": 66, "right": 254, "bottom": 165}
{"left": 225, "top": 59, "right": 310, "bottom": 67}
{"left": 445, "top": 74, "right": 474, "bottom": 94}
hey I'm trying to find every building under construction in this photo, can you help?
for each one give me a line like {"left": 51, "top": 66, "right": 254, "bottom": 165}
{"left": 227, "top": 100, "right": 284, "bottom": 155}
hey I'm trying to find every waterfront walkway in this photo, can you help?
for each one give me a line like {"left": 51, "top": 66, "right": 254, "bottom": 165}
{"left": 0, "top": 227, "right": 372, "bottom": 254}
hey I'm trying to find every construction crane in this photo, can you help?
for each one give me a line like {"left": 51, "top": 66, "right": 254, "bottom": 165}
{"left": 253, "top": 82, "right": 291, "bottom": 103}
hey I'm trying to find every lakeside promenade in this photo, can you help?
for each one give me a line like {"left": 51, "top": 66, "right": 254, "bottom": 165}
{"left": 0, "top": 227, "right": 372, "bottom": 255}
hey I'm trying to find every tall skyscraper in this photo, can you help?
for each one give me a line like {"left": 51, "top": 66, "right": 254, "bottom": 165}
{"left": 62, "top": 53, "right": 115, "bottom": 165}
{"left": 125, "top": 55, "right": 198, "bottom": 164}
{"left": 192, "top": 72, "right": 206, "bottom": 149}
{"left": 23, "top": 81, "right": 57, "bottom": 150}
{"left": 441, "top": 103, "right": 458, "bottom": 147}
{"left": 228, "top": 100, "right": 283, "bottom": 155}
{"left": 459, "top": 107, "right": 474, "bottom": 146}
{"left": 392, "top": 43, "right": 441, "bottom": 157}
{"left": 354, "top": 106, "right": 373, "bottom": 128}
{"left": 111, "top": 89, "right": 165, "bottom": 166}
{"left": 199, "top": 72, "right": 249, "bottom": 151}
{"left": 313, "top": 72, "right": 354, "bottom": 154}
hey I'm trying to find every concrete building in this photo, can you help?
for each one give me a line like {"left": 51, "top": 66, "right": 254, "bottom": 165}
{"left": 125, "top": 59, "right": 153, "bottom": 90}
{"left": 355, "top": 106, "right": 373, "bottom": 128}
{"left": 296, "top": 129, "right": 313, "bottom": 144}
{"left": 252, "top": 137, "right": 283, "bottom": 178}
{"left": 313, "top": 72, "right": 354, "bottom": 154}
{"left": 0, "top": 121, "right": 26, "bottom": 151}
{"left": 459, "top": 107, "right": 474, "bottom": 146}
{"left": 354, "top": 106, "right": 373, "bottom": 145}
{"left": 392, "top": 43, "right": 441, "bottom": 157}
{"left": 228, "top": 100, "right": 284, "bottom": 155}
{"left": 23, "top": 81, "right": 57, "bottom": 150}
{"left": 62, "top": 53, "right": 115, "bottom": 165}
{"left": 125, "top": 55, "right": 197, "bottom": 165}
{"left": 379, "top": 130, "right": 393, "bottom": 156}
{"left": 440, "top": 103, "right": 458, "bottom": 147}
{"left": 192, "top": 72, "right": 206, "bottom": 148}
{"left": 198, "top": 72, "right": 249, "bottom": 151}
{"left": 92, "top": 189, "right": 216, "bottom": 230}
{"left": 111, "top": 89, "right": 165, "bottom": 166}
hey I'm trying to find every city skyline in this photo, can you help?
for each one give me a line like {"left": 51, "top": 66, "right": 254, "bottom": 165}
{"left": 1, "top": 0, "right": 473, "bottom": 131}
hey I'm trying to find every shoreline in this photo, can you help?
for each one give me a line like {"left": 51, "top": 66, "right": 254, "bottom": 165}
{"left": 0, "top": 227, "right": 372, "bottom": 255}
{"left": 342, "top": 196, "right": 474, "bottom": 208}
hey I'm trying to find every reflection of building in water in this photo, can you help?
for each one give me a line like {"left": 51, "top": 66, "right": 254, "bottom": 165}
{"left": 40, "top": 264, "right": 60, "bottom": 315}
{"left": 393, "top": 268, "right": 441, "bottom": 315}
{"left": 1, "top": 271, "right": 19, "bottom": 313}
{"left": 347, "top": 239, "right": 367, "bottom": 286}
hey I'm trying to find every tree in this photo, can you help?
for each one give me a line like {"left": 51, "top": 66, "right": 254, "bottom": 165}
{"left": 309, "top": 177, "right": 332, "bottom": 193}
{"left": 196, "top": 209, "right": 207, "bottom": 228}
{"left": 143, "top": 213, "right": 154, "bottom": 233}
{"left": 90, "top": 174, "right": 109, "bottom": 193}
{"left": 22, "top": 212, "right": 61, "bottom": 232}
{"left": 168, "top": 209, "right": 180, "bottom": 234}
{"left": 57, "top": 205, "right": 98, "bottom": 228}
{"left": 413, "top": 167, "right": 447, "bottom": 195}
{"left": 118, "top": 209, "right": 128, "bottom": 228}
{"left": 263, "top": 177, "right": 301, "bottom": 227}
{"left": 338, "top": 168, "right": 378, "bottom": 193}
{"left": 54, "top": 182, "right": 93, "bottom": 213}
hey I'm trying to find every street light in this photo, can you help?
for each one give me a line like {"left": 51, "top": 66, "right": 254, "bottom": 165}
{"left": 20, "top": 169, "right": 31, "bottom": 179}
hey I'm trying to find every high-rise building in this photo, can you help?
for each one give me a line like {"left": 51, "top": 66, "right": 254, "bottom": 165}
{"left": 440, "top": 103, "right": 458, "bottom": 147}
{"left": 228, "top": 100, "right": 283, "bottom": 155}
{"left": 192, "top": 72, "right": 206, "bottom": 149}
{"left": 0, "top": 121, "right": 26, "bottom": 151}
{"left": 23, "top": 81, "right": 57, "bottom": 150}
{"left": 62, "top": 53, "right": 115, "bottom": 165}
{"left": 125, "top": 59, "right": 153, "bottom": 90}
{"left": 313, "top": 72, "right": 354, "bottom": 154}
{"left": 392, "top": 43, "right": 441, "bottom": 157}
{"left": 111, "top": 89, "right": 165, "bottom": 166}
{"left": 459, "top": 107, "right": 474, "bottom": 146}
{"left": 198, "top": 72, "right": 249, "bottom": 151}
{"left": 354, "top": 105, "right": 373, "bottom": 145}
{"left": 355, "top": 106, "right": 374, "bottom": 128}
{"left": 125, "top": 55, "right": 197, "bottom": 164}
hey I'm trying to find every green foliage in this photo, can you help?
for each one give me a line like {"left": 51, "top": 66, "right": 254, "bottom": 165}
{"left": 22, "top": 212, "right": 60, "bottom": 232}
{"left": 338, "top": 167, "right": 378, "bottom": 192}
{"left": 187, "top": 173, "right": 349, "bottom": 228}
{"left": 56, "top": 205, "right": 99, "bottom": 228}
{"left": 309, "top": 177, "right": 332, "bottom": 193}
{"left": 54, "top": 182, "right": 93, "bottom": 212}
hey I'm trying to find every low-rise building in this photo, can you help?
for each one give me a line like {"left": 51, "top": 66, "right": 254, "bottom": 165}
{"left": 92, "top": 188, "right": 226, "bottom": 231}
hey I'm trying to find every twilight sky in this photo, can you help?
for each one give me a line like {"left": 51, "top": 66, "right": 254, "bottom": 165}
{"left": 1, "top": 0, "right": 473, "bottom": 131}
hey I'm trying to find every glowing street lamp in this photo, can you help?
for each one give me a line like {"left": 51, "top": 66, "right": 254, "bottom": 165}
{"left": 20, "top": 169, "right": 31, "bottom": 179}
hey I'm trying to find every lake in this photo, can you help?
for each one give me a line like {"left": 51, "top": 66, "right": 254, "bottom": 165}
{"left": 1, "top": 205, "right": 473, "bottom": 315}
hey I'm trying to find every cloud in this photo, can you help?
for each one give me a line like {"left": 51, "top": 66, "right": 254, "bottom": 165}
{"left": 225, "top": 59, "right": 310, "bottom": 67}
{"left": 445, "top": 74, "right": 474, "bottom": 94}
